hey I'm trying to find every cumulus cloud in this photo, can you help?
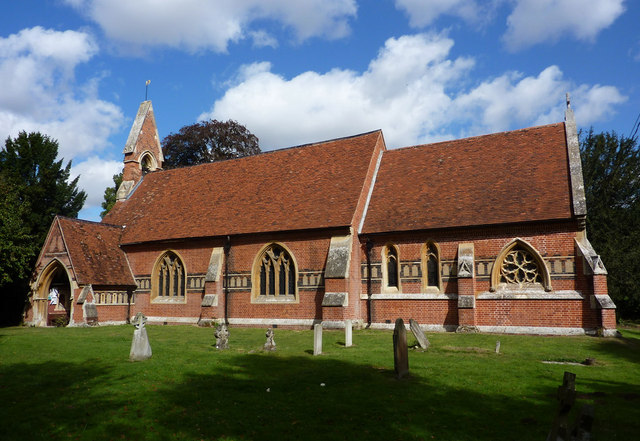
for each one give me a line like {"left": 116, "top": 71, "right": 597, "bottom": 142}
{"left": 201, "top": 33, "right": 625, "bottom": 149}
{"left": 63, "top": 0, "right": 357, "bottom": 52}
{"left": 71, "top": 158, "right": 123, "bottom": 208}
{"left": 504, "top": 0, "right": 625, "bottom": 51}
{"left": 395, "top": 0, "right": 493, "bottom": 27}
{"left": 0, "top": 27, "right": 124, "bottom": 160}
{"left": 0, "top": 26, "right": 124, "bottom": 220}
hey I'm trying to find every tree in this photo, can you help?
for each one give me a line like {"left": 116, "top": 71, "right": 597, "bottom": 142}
{"left": 162, "top": 119, "right": 260, "bottom": 169}
{"left": 580, "top": 129, "right": 640, "bottom": 320}
{"left": 100, "top": 172, "right": 122, "bottom": 219}
{"left": 0, "top": 131, "right": 86, "bottom": 325}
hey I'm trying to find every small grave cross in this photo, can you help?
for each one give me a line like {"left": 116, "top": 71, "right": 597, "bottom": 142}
{"left": 215, "top": 323, "right": 229, "bottom": 350}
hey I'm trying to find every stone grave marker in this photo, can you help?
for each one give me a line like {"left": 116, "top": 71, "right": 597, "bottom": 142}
{"left": 495, "top": 340, "right": 501, "bottom": 354}
{"left": 129, "top": 313, "right": 152, "bottom": 361}
{"left": 547, "top": 371, "right": 577, "bottom": 441}
{"left": 314, "top": 323, "right": 323, "bottom": 355}
{"left": 215, "top": 323, "right": 229, "bottom": 350}
{"left": 409, "top": 319, "right": 429, "bottom": 350}
{"left": 345, "top": 319, "right": 353, "bottom": 347}
{"left": 393, "top": 318, "right": 409, "bottom": 379}
{"left": 264, "top": 327, "right": 276, "bottom": 351}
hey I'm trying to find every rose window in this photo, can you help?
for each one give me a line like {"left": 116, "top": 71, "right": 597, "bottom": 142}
{"left": 500, "top": 248, "right": 542, "bottom": 286}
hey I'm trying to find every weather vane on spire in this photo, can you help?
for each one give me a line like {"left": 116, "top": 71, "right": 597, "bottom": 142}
{"left": 145, "top": 80, "right": 151, "bottom": 101}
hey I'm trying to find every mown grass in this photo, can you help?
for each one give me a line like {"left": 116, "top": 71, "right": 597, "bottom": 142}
{"left": 1, "top": 325, "right": 639, "bottom": 440}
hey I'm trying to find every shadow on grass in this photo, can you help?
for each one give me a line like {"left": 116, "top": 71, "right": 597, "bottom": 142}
{"left": 153, "top": 354, "right": 554, "bottom": 441}
{"left": 0, "top": 361, "right": 127, "bottom": 441}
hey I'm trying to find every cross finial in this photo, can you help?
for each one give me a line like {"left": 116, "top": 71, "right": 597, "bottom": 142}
{"left": 566, "top": 92, "right": 571, "bottom": 109}
{"left": 145, "top": 80, "right": 151, "bottom": 101}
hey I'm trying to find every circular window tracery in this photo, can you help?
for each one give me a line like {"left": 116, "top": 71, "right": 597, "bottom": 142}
{"left": 499, "top": 247, "right": 542, "bottom": 286}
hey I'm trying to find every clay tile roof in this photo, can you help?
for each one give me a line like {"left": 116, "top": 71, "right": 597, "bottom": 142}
{"left": 57, "top": 217, "right": 136, "bottom": 286}
{"left": 105, "top": 131, "right": 383, "bottom": 244}
{"left": 361, "top": 123, "right": 574, "bottom": 234}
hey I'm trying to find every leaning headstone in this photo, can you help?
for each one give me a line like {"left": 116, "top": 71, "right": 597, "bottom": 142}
{"left": 215, "top": 323, "right": 229, "bottom": 350}
{"left": 495, "top": 340, "right": 501, "bottom": 354}
{"left": 409, "top": 319, "right": 430, "bottom": 350}
{"left": 393, "top": 318, "right": 409, "bottom": 379}
{"left": 264, "top": 327, "right": 276, "bottom": 351}
{"left": 314, "top": 323, "right": 323, "bottom": 355}
{"left": 129, "top": 313, "right": 152, "bottom": 361}
{"left": 345, "top": 319, "right": 353, "bottom": 348}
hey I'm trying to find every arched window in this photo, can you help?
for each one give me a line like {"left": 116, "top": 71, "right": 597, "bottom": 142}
{"left": 424, "top": 242, "right": 441, "bottom": 291}
{"left": 254, "top": 244, "right": 297, "bottom": 300}
{"left": 491, "top": 239, "right": 551, "bottom": 291}
{"left": 384, "top": 244, "right": 400, "bottom": 290}
{"left": 154, "top": 251, "right": 185, "bottom": 299}
{"left": 140, "top": 152, "right": 156, "bottom": 175}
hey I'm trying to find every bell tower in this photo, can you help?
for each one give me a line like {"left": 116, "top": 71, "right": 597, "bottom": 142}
{"left": 116, "top": 100, "right": 164, "bottom": 201}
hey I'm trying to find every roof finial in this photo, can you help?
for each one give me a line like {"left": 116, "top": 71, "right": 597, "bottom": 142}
{"left": 566, "top": 92, "right": 571, "bottom": 109}
{"left": 145, "top": 80, "right": 151, "bottom": 101}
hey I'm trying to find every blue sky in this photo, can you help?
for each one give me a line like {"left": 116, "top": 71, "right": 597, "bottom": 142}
{"left": 1, "top": 0, "right": 638, "bottom": 221}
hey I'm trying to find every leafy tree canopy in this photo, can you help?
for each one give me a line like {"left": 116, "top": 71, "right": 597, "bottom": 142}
{"left": 100, "top": 172, "right": 122, "bottom": 219}
{"left": 0, "top": 131, "right": 86, "bottom": 325}
{"left": 162, "top": 119, "right": 260, "bottom": 169}
{"left": 580, "top": 129, "right": 640, "bottom": 320}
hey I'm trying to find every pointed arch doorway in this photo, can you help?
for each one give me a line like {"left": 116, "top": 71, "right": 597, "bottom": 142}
{"left": 33, "top": 260, "right": 73, "bottom": 327}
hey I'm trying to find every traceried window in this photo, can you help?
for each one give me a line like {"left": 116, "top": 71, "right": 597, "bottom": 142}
{"left": 257, "top": 244, "right": 296, "bottom": 298}
{"left": 425, "top": 242, "right": 440, "bottom": 289}
{"left": 385, "top": 244, "right": 400, "bottom": 289}
{"left": 156, "top": 252, "right": 185, "bottom": 298}
{"left": 499, "top": 246, "right": 543, "bottom": 287}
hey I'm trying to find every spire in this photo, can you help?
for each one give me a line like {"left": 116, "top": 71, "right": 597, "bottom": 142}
{"left": 117, "top": 100, "right": 163, "bottom": 201}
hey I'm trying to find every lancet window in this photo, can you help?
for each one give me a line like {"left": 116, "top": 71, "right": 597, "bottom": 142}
{"left": 425, "top": 242, "right": 440, "bottom": 289}
{"left": 385, "top": 244, "right": 400, "bottom": 289}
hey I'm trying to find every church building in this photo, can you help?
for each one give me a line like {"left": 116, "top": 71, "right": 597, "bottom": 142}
{"left": 25, "top": 99, "right": 617, "bottom": 336}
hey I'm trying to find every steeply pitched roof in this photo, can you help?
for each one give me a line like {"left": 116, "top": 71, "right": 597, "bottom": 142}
{"left": 361, "top": 123, "right": 574, "bottom": 234}
{"left": 104, "top": 131, "right": 384, "bottom": 244}
{"left": 57, "top": 217, "right": 136, "bottom": 286}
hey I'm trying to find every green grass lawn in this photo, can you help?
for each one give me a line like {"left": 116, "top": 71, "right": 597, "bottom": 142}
{"left": 1, "top": 325, "right": 639, "bottom": 441}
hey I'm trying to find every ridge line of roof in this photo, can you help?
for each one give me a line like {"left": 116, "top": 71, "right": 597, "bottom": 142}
{"left": 56, "top": 215, "right": 124, "bottom": 229}
{"left": 155, "top": 129, "right": 383, "bottom": 175}
{"left": 391, "top": 122, "right": 565, "bottom": 152}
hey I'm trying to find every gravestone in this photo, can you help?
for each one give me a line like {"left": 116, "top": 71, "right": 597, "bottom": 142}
{"left": 264, "top": 327, "right": 276, "bottom": 351}
{"left": 345, "top": 319, "right": 353, "bottom": 348}
{"left": 215, "top": 323, "right": 229, "bottom": 350}
{"left": 547, "top": 371, "right": 577, "bottom": 441}
{"left": 393, "top": 318, "right": 409, "bottom": 379}
{"left": 495, "top": 340, "right": 501, "bottom": 354}
{"left": 314, "top": 323, "right": 323, "bottom": 355}
{"left": 409, "top": 319, "right": 429, "bottom": 350}
{"left": 129, "top": 313, "right": 152, "bottom": 361}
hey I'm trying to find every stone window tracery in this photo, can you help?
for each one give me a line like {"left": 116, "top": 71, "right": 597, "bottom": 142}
{"left": 156, "top": 252, "right": 185, "bottom": 298}
{"left": 256, "top": 244, "right": 296, "bottom": 298}
{"left": 499, "top": 247, "right": 543, "bottom": 286}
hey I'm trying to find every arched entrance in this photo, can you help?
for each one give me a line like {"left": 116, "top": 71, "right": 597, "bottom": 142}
{"left": 32, "top": 260, "right": 73, "bottom": 327}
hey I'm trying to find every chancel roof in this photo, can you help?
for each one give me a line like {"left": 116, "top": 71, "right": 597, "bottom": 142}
{"left": 104, "top": 131, "right": 384, "bottom": 244}
{"left": 56, "top": 217, "right": 136, "bottom": 286}
{"left": 361, "top": 123, "right": 574, "bottom": 234}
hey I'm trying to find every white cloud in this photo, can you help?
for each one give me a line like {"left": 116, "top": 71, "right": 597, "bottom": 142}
{"left": 504, "top": 0, "right": 625, "bottom": 51}
{"left": 71, "top": 158, "right": 123, "bottom": 209}
{"left": 0, "top": 27, "right": 124, "bottom": 160}
{"left": 395, "top": 0, "right": 491, "bottom": 27}
{"left": 201, "top": 33, "right": 626, "bottom": 149}
{"left": 64, "top": 0, "right": 357, "bottom": 52}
